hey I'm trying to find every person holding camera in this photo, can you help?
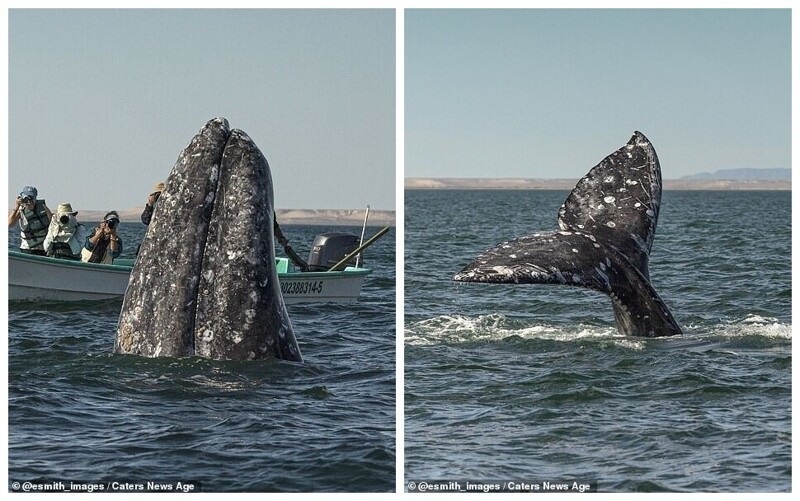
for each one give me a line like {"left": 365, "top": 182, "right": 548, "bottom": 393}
{"left": 8, "top": 186, "right": 52, "bottom": 255}
{"left": 43, "top": 202, "right": 89, "bottom": 260}
{"left": 81, "top": 211, "right": 123, "bottom": 264}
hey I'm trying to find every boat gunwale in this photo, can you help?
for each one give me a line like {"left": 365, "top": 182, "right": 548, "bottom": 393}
{"left": 8, "top": 250, "right": 372, "bottom": 277}
{"left": 9, "top": 250, "right": 131, "bottom": 273}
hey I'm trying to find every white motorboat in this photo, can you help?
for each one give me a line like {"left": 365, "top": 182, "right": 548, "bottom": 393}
{"left": 8, "top": 251, "right": 371, "bottom": 304}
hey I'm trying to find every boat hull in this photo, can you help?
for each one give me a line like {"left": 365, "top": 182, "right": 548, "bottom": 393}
{"left": 8, "top": 251, "right": 369, "bottom": 304}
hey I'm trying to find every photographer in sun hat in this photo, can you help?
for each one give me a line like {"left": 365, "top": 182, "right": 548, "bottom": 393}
{"left": 43, "top": 202, "right": 89, "bottom": 260}
{"left": 136, "top": 182, "right": 165, "bottom": 255}
{"left": 140, "top": 182, "right": 165, "bottom": 226}
{"left": 82, "top": 211, "right": 123, "bottom": 264}
{"left": 8, "top": 186, "right": 53, "bottom": 255}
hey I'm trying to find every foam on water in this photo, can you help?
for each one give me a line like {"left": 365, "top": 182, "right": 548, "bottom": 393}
{"left": 405, "top": 314, "right": 639, "bottom": 348}
{"left": 730, "top": 314, "right": 792, "bottom": 338}
{"left": 406, "top": 312, "right": 791, "bottom": 351}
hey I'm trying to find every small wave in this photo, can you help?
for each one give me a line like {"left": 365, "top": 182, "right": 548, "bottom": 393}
{"left": 405, "top": 314, "right": 640, "bottom": 348}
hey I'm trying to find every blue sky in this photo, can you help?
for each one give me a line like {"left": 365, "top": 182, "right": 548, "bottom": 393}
{"left": 8, "top": 9, "right": 395, "bottom": 211}
{"left": 3, "top": 5, "right": 794, "bottom": 215}
{"left": 405, "top": 9, "right": 791, "bottom": 179}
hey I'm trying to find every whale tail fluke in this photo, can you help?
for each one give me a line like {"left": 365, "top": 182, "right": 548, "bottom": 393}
{"left": 453, "top": 132, "right": 682, "bottom": 338}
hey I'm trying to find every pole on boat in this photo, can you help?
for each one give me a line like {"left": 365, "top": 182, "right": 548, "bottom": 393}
{"left": 327, "top": 226, "right": 390, "bottom": 272}
{"left": 355, "top": 205, "right": 370, "bottom": 268}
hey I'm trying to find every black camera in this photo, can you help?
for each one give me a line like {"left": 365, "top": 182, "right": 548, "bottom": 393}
{"left": 59, "top": 215, "right": 70, "bottom": 224}
{"left": 105, "top": 219, "right": 118, "bottom": 230}
{"left": 21, "top": 196, "right": 33, "bottom": 204}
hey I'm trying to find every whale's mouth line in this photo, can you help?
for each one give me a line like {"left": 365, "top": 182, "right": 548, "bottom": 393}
{"left": 183, "top": 127, "right": 275, "bottom": 356}
{"left": 183, "top": 139, "right": 229, "bottom": 355}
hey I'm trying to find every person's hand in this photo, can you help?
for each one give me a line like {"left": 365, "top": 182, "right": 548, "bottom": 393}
{"left": 147, "top": 194, "right": 157, "bottom": 206}
{"left": 15, "top": 196, "right": 22, "bottom": 209}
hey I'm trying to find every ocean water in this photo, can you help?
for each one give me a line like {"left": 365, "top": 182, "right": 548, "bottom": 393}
{"left": 404, "top": 190, "right": 791, "bottom": 493}
{"left": 7, "top": 223, "right": 395, "bottom": 492}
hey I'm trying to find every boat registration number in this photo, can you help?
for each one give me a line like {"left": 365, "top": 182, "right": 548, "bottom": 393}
{"left": 281, "top": 280, "right": 324, "bottom": 295}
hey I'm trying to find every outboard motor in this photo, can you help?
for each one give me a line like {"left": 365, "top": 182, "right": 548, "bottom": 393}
{"left": 307, "top": 232, "right": 361, "bottom": 271}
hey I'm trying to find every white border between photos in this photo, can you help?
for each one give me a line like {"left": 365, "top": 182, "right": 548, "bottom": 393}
{"left": 2, "top": 0, "right": 798, "bottom": 497}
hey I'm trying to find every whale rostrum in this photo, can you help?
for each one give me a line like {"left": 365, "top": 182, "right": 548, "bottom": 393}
{"left": 115, "top": 118, "right": 303, "bottom": 360}
{"left": 454, "top": 131, "right": 682, "bottom": 338}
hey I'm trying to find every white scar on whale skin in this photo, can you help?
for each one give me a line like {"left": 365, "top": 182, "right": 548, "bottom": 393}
{"left": 454, "top": 131, "right": 682, "bottom": 338}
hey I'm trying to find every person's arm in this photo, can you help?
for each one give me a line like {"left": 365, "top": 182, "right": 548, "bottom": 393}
{"left": 42, "top": 219, "right": 58, "bottom": 253}
{"left": 71, "top": 224, "right": 86, "bottom": 252}
{"left": 141, "top": 196, "right": 155, "bottom": 225}
{"left": 85, "top": 228, "right": 99, "bottom": 250}
{"left": 8, "top": 197, "right": 22, "bottom": 227}
{"left": 108, "top": 228, "right": 122, "bottom": 258}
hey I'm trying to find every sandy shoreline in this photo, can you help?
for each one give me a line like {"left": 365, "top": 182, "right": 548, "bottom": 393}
{"left": 73, "top": 208, "right": 395, "bottom": 226}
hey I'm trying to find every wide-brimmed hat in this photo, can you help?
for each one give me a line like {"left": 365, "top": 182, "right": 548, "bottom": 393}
{"left": 56, "top": 202, "right": 78, "bottom": 215}
{"left": 104, "top": 211, "right": 120, "bottom": 223}
{"left": 19, "top": 186, "right": 37, "bottom": 200}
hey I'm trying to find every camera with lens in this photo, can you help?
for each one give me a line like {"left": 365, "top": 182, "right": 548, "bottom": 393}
{"left": 105, "top": 219, "right": 118, "bottom": 230}
{"left": 59, "top": 214, "right": 70, "bottom": 225}
{"left": 21, "top": 196, "right": 33, "bottom": 204}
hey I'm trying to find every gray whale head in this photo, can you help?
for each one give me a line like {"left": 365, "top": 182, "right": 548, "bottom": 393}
{"left": 115, "top": 118, "right": 303, "bottom": 361}
{"left": 454, "top": 131, "right": 682, "bottom": 338}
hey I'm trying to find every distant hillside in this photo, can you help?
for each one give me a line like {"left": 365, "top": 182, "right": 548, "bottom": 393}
{"left": 406, "top": 177, "right": 790, "bottom": 191}
{"left": 680, "top": 168, "right": 790, "bottom": 181}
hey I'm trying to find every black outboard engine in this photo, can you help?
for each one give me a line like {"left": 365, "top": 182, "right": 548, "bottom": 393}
{"left": 307, "top": 232, "right": 361, "bottom": 271}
